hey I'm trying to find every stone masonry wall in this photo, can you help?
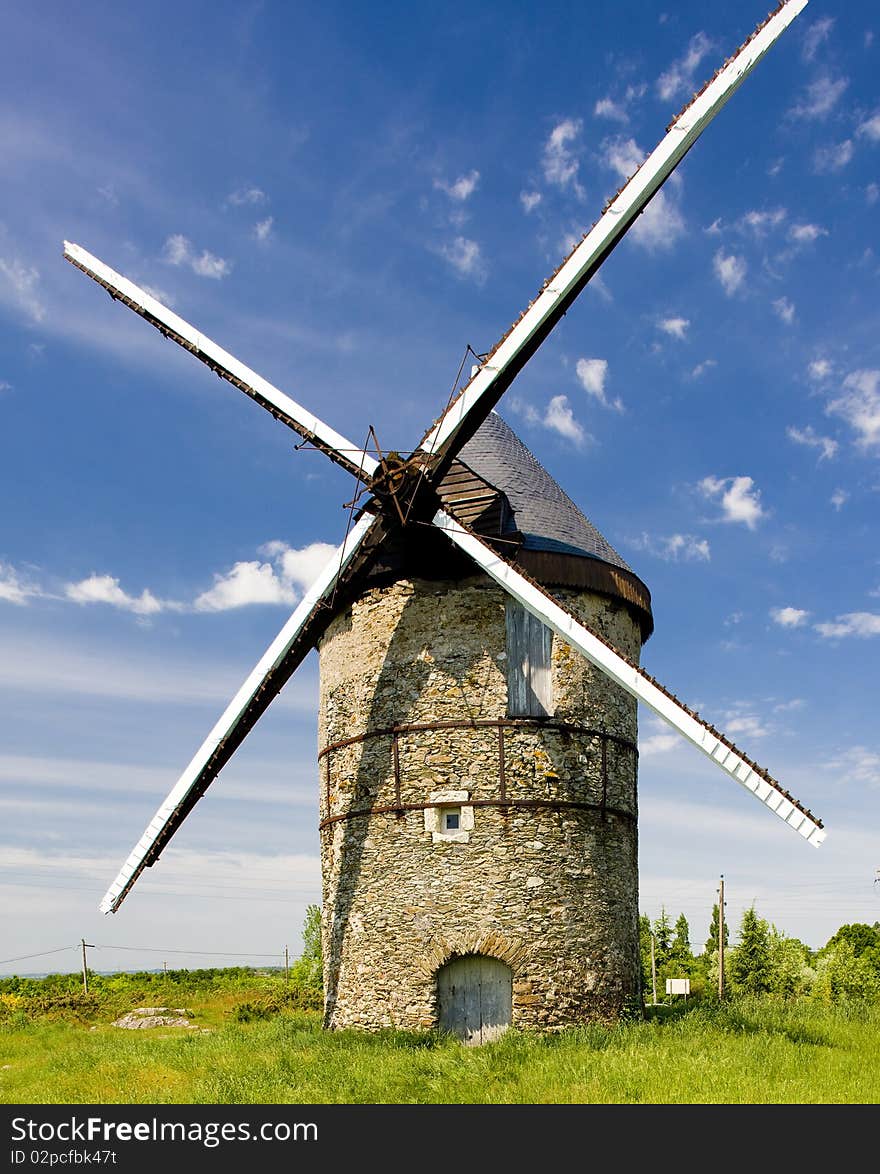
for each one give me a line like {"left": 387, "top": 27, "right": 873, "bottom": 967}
{"left": 317, "top": 572, "right": 643, "bottom": 1032}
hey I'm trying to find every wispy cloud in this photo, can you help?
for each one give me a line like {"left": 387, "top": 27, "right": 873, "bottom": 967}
{"left": 629, "top": 533, "right": 710, "bottom": 562}
{"left": 808, "top": 358, "right": 833, "bottom": 382}
{"left": 434, "top": 170, "right": 480, "bottom": 201}
{"left": 738, "top": 207, "right": 787, "bottom": 236}
{"left": 438, "top": 236, "right": 486, "bottom": 282}
{"left": 857, "top": 111, "right": 880, "bottom": 142}
{"left": 713, "top": 250, "right": 747, "bottom": 296}
{"left": 162, "top": 234, "right": 231, "bottom": 279}
{"left": 814, "top": 612, "right": 880, "bottom": 639}
{"left": 773, "top": 297, "right": 796, "bottom": 325}
{"left": 593, "top": 97, "right": 629, "bottom": 124}
{"left": 575, "top": 357, "right": 623, "bottom": 412}
{"left": 656, "top": 31, "right": 713, "bottom": 102}
{"left": 699, "top": 475, "right": 766, "bottom": 529}
{"left": 658, "top": 316, "right": 689, "bottom": 340}
{"left": 542, "top": 119, "right": 585, "bottom": 197}
{"left": 254, "top": 216, "right": 274, "bottom": 242}
{"left": 543, "top": 394, "right": 587, "bottom": 446}
{"left": 813, "top": 139, "right": 854, "bottom": 173}
{"left": 821, "top": 746, "right": 880, "bottom": 788}
{"left": 0, "top": 563, "right": 43, "bottom": 605}
{"left": 0, "top": 256, "right": 46, "bottom": 322}
{"left": 830, "top": 488, "right": 848, "bottom": 511}
{"left": 786, "top": 424, "right": 838, "bottom": 461}
{"left": 826, "top": 369, "right": 880, "bottom": 450}
{"left": 771, "top": 606, "right": 810, "bottom": 628}
{"left": 788, "top": 222, "right": 828, "bottom": 245}
{"left": 802, "top": 16, "right": 834, "bottom": 62}
{"left": 227, "top": 187, "right": 267, "bottom": 206}
{"left": 790, "top": 74, "right": 849, "bottom": 120}
{"left": 520, "top": 190, "right": 542, "bottom": 214}
{"left": 690, "top": 358, "right": 717, "bottom": 379}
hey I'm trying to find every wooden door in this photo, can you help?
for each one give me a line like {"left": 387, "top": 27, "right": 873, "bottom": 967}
{"left": 437, "top": 955, "right": 512, "bottom": 1044}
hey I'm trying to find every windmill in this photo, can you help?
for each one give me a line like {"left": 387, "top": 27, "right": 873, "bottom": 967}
{"left": 64, "top": 0, "right": 824, "bottom": 1038}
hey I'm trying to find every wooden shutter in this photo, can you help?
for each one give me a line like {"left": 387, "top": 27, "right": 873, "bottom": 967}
{"left": 505, "top": 599, "right": 553, "bottom": 717}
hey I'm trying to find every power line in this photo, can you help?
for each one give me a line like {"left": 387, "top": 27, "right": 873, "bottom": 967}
{"left": 0, "top": 945, "right": 76, "bottom": 965}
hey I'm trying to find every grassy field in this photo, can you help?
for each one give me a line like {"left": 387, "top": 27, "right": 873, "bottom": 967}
{"left": 2, "top": 975, "right": 879, "bottom": 1104}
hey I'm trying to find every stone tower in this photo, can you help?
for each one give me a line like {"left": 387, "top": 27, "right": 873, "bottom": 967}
{"left": 317, "top": 412, "right": 653, "bottom": 1037}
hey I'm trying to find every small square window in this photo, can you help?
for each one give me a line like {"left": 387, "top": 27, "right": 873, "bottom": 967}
{"left": 443, "top": 809, "right": 461, "bottom": 831}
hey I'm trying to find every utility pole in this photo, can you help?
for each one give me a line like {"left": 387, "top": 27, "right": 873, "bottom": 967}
{"left": 80, "top": 939, "right": 95, "bottom": 995}
{"left": 284, "top": 945, "right": 289, "bottom": 983}
{"left": 718, "top": 875, "right": 725, "bottom": 1000}
{"left": 650, "top": 933, "right": 658, "bottom": 1005}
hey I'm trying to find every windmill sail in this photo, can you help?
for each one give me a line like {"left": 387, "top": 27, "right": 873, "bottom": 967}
{"left": 432, "top": 509, "right": 824, "bottom": 846}
{"left": 419, "top": 0, "right": 808, "bottom": 474}
{"left": 63, "top": 242, "right": 379, "bottom": 484}
{"left": 99, "top": 512, "right": 385, "bottom": 913}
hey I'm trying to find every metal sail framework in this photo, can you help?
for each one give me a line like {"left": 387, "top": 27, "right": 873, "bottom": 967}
{"left": 62, "top": 0, "right": 823, "bottom": 917}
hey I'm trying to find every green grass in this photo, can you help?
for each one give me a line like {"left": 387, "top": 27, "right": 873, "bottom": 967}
{"left": 2, "top": 991, "right": 879, "bottom": 1104}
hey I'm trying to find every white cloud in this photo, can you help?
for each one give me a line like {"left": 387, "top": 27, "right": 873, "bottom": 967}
{"left": 802, "top": 16, "right": 834, "bottom": 62}
{"left": 788, "top": 222, "right": 828, "bottom": 244}
{"left": 713, "top": 250, "right": 747, "bottom": 296}
{"left": 690, "top": 358, "right": 716, "bottom": 379}
{"left": 658, "top": 316, "right": 689, "bottom": 340}
{"left": 254, "top": 216, "right": 274, "bottom": 242}
{"left": 773, "top": 297, "right": 796, "bottom": 325}
{"left": 258, "top": 540, "right": 337, "bottom": 593}
{"left": 808, "top": 358, "right": 833, "bottom": 381}
{"left": 0, "top": 563, "right": 42, "bottom": 605}
{"left": 542, "top": 119, "right": 585, "bottom": 196}
{"left": 822, "top": 746, "right": 880, "bottom": 788}
{"left": 699, "top": 475, "right": 766, "bottom": 529}
{"left": 0, "top": 256, "right": 46, "bottom": 322}
{"left": 786, "top": 424, "right": 838, "bottom": 461}
{"left": 162, "top": 234, "right": 231, "bottom": 279}
{"left": 194, "top": 560, "right": 297, "bottom": 612}
{"left": 543, "top": 395, "right": 586, "bottom": 446}
{"left": 790, "top": 74, "right": 849, "bottom": 119}
{"left": 857, "top": 112, "right": 880, "bottom": 142}
{"left": 65, "top": 574, "right": 165, "bottom": 616}
{"left": 520, "top": 190, "right": 542, "bottom": 213}
{"left": 771, "top": 606, "right": 809, "bottom": 628}
{"left": 227, "top": 187, "right": 267, "bottom": 206}
{"left": 814, "top": 140, "right": 854, "bottom": 172}
{"left": 434, "top": 170, "right": 480, "bottom": 201}
{"left": 575, "top": 357, "right": 623, "bottom": 412}
{"left": 867, "top": 183, "right": 880, "bottom": 206}
{"left": 830, "top": 488, "right": 848, "bottom": 511}
{"left": 639, "top": 731, "right": 680, "bottom": 756}
{"left": 629, "top": 533, "right": 710, "bottom": 562}
{"left": 739, "top": 208, "right": 787, "bottom": 236}
{"left": 724, "top": 714, "right": 771, "bottom": 740}
{"left": 594, "top": 97, "right": 628, "bottom": 124}
{"left": 656, "top": 31, "right": 713, "bottom": 102}
{"left": 826, "top": 369, "right": 880, "bottom": 450}
{"left": 439, "top": 236, "right": 486, "bottom": 282}
{"left": 814, "top": 612, "right": 880, "bottom": 639}
{"left": 0, "top": 380, "right": 11, "bottom": 392}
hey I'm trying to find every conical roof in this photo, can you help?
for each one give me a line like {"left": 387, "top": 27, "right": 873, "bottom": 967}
{"left": 459, "top": 411, "right": 634, "bottom": 572}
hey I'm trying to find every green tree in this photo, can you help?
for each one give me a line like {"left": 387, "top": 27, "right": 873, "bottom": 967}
{"left": 820, "top": 923, "right": 880, "bottom": 974}
{"left": 812, "top": 939, "right": 880, "bottom": 1004}
{"left": 704, "top": 903, "right": 729, "bottom": 959}
{"left": 767, "top": 927, "right": 813, "bottom": 998}
{"left": 653, "top": 907, "right": 673, "bottom": 965}
{"left": 729, "top": 906, "right": 771, "bottom": 995}
{"left": 638, "top": 913, "right": 654, "bottom": 1002}
{"left": 290, "top": 903, "right": 323, "bottom": 990}
{"left": 670, "top": 914, "right": 692, "bottom": 965}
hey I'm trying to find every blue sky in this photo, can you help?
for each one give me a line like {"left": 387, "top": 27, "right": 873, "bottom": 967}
{"left": 1, "top": 0, "right": 878, "bottom": 977}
